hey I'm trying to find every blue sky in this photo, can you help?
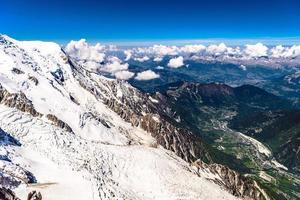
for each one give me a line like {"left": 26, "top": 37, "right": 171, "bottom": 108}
{"left": 1, "top": 0, "right": 300, "bottom": 44}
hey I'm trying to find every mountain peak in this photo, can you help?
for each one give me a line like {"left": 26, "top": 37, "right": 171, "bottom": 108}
{"left": 0, "top": 35, "right": 253, "bottom": 200}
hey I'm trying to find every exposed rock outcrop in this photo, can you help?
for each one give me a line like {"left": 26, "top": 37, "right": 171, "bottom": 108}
{"left": 27, "top": 191, "right": 42, "bottom": 200}
{"left": 46, "top": 114, "right": 73, "bottom": 133}
{"left": 0, "top": 84, "right": 41, "bottom": 117}
{"left": 193, "top": 160, "right": 269, "bottom": 200}
{"left": 0, "top": 187, "right": 19, "bottom": 200}
{"left": 28, "top": 76, "right": 39, "bottom": 86}
{"left": 103, "top": 96, "right": 211, "bottom": 163}
{"left": 11, "top": 68, "right": 24, "bottom": 75}
{"left": 0, "top": 188, "right": 42, "bottom": 200}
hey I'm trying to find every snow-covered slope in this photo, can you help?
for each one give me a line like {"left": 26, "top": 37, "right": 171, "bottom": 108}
{"left": 0, "top": 35, "right": 239, "bottom": 199}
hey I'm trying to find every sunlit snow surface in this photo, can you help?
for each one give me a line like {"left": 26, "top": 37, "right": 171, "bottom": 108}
{"left": 0, "top": 35, "right": 237, "bottom": 199}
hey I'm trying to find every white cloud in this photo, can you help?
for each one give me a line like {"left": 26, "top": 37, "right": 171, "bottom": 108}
{"left": 124, "top": 50, "right": 132, "bottom": 61}
{"left": 107, "top": 56, "right": 121, "bottom": 63}
{"left": 133, "top": 44, "right": 206, "bottom": 58}
{"left": 103, "top": 62, "right": 128, "bottom": 73}
{"left": 65, "top": 40, "right": 300, "bottom": 73}
{"left": 101, "top": 56, "right": 129, "bottom": 73}
{"left": 135, "top": 70, "right": 160, "bottom": 81}
{"left": 288, "top": 45, "right": 300, "bottom": 58}
{"left": 156, "top": 66, "right": 164, "bottom": 70}
{"left": 114, "top": 70, "right": 135, "bottom": 80}
{"left": 135, "top": 45, "right": 178, "bottom": 56}
{"left": 107, "top": 44, "right": 118, "bottom": 51}
{"left": 226, "top": 46, "right": 241, "bottom": 56}
{"left": 270, "top": 45, "right": 286, "bottom": 58}
{"left": 167, "top": 56, "right": 184, "bottom": 68}
{"left": 206, "top": 43, "right": 228, "bottom": 55}
{"left": 271, "top": 45, "right": 300, "bottom": 58}
{"left": 153, "top": 57, "right": 163, "bottom": 62}
{"left": 83, "top": 61, "right": 101, "bottom": 71}
{"left": 65, "top": 39, "right": 106, "bottom": 62}
{"left": 180, "top": 44, "right": 206, "bottom": 53}
{"left": 244, "top": 43, "right": 268, "bottom": 58}
{"left": 151, "top": 45, "right": 178, "bottom": 56}
{"left": 134, "top": 56, "right": 150, "bottom": 62}
{"left": 239, "top": 65, "right": 247, "bottom": 71}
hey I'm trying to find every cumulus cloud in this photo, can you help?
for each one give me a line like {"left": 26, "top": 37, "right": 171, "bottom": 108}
{"left": 131, "top": 43, "right": 300, "bottom": 60}
{"left": 168, "top": 56, "right": 184, "bottom": 68}
{"left": 83, "top": 61, "right": 101, "bottom": 71}
{"left": 226, "top": 46, "right": 241, "bottom": 56}
{"left": 206, "top": 43, "right": 228, "bottom": 55}
{"left": 270, "top": 45, "right": 300, "bottom": 58}
{"left": 133, "top": 44, "right": 206, "bottom": 58}
{"left": 124, "top": 50, "right": 132, "bottom": 61}
{"left": 65, "top": 39, "right": 106, "bottom": 62}
{"left": 102, "top": 61, "right": 129, "bottom": 73}
{"left": 67, "top": 40, "right": 300, "bottom": 73}
{"left": 135, "top": 70, "right": 160, "bottom": 81}
{"left": 180, "top": 44, "right": 206, "bottom": 53}
{"left": 114, "top": 70, "right": 135, "bottom": 80}
{"left": 134, "top": 56, "right": 150, "bottom": 62}
{"left": 270, "top": 45, "right": 286, "bottom": 58}
{"left": 244, "top": 43, "right": 268, "bottom": 58}
{"left": 151, "top": 45, "right": 178, "bottom": 56}
{"left": 149, "top": 45, "right": 177, "bottom": 55}
{"left": 153, "top": 57, "right": 163, "bottom": 62}
{"left": 107, "top": 56, "right": 121, "bottom": 63}
{"left": 239, "top": 65, "right": 247, "bottom": 71}
{"left": 101, "top": 56, "right": 129, "bottom": 73}
{"left": 156, "top": 66, "right": 164, "bottom": 70}
{"left": 134, "top": 45, "right": 178, "bottom": 56}
{"left": 288, "top": 45, "right": 300, "bottom": 58}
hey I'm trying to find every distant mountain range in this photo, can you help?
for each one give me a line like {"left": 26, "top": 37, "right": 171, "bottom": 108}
{"left": 149, "top": 81, "right": 300, "bottom": 199}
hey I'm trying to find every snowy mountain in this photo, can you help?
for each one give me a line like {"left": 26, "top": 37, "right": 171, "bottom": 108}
{"left": 0, "top": 35, "right": 271, "bottom": 199}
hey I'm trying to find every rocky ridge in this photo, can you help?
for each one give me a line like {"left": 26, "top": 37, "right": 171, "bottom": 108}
{"left": 66, "top": 53, "right": 269, "bottom": 199}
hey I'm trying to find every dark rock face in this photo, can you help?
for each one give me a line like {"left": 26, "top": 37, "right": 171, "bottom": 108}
{"left": 28, "top": 76, "right": 39, "bottom": 86}
{"left": 107, "top": 100, "right": 211, "bottom": 163}
{"left": 0, "top": 128, "right": 21, "bottom": 146}
{"left": 51, "top": 68, "right": 64, "bottom": 83}
{"left": 46, "top": 114, "right": 73, "bottom": 133}
{"left": 0, "top": 188, "right": 42, "bottom": 200}
{"left": 0, "top": 84, "right": 42, "bottom": 118}
{"left": 79, "top": 112, "right": 112, "bottom": 129}
{"left": 69, "top": 94, "right": 80, "bottom": 105}
{"left": 194, "top": 160, "right": 268, "bottom": 200}
{"left": 27, "top": 191, "right": 42, "bottom": 200}
{"left": 11, "top": 68, "right": 24, "bottom": 75}
{"left": 0, "top": 187, "right": 19, "bottom": 200}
